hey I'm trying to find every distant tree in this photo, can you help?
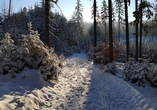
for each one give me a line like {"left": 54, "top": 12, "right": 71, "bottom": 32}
{"left": 111, "top": 1, "right": 116, "bottom": 38}
{"left": 75, "top": 0, "right": 84, "bottom": 27}
{"left": 100, "top": 0, "right": 108, "bottom": 43}
{"left": 69, "top": 0, "right": 89, "bottom": 49}
{"left": 90, "top": 0, "right": 100, "bottom": 47}
{"left": 71, "top": 0, "right": 84, "bottom": 35}
{"left": 115, "top": 0, "right": 124, "bottom": 41}
{"left": 133, "top": 0, "right": 154, "bottom": 60}
{"left": 1, "top": 1, "right": 8, "bottom": 20}
{"left": 138, "top": 0, "right": 154, "bottom": 57}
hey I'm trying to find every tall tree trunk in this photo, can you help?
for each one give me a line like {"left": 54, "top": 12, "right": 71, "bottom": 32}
{"left": 45, "top": 0, "right": 50, "bottom": 48}
{"left": 104, "top": 21, "right": 107, "bottom": 46}
{"left": 108, "top": 0, "right": 113, "bottom": 62}
{"left": 139, "top": 0, "right": 143, "bottom": 58}
{"left": 94, "top": 0, "right": 97, "bottom": 47}
{"left": 135, "top": 0, "right": 138, "bottom": 61}
{"left": 118, "top": 6, "right": 121, "bottom": 42}
{"left": 8, "top": 0, "right": 11, "bottom": 19}
{"left": 124, "top": 0, "right": 129, "bottom": 61}
{"left": 151, "top": 18, "right": 154, "bottom": 41}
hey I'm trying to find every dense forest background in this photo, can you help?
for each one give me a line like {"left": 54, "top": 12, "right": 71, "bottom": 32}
{"left": 0, "top": 0, "right": 157, "bottom": 59}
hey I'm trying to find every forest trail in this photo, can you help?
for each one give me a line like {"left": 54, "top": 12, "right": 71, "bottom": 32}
{"left": 49, "top": 53, "right": 157, "bottom": 110}
{"left": 0, "top": 53, "right": 157, "bottom": 110}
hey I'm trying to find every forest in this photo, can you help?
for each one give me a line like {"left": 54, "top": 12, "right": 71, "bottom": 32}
{"left": 0, "top": 0, "right": 157, "bottom": 109}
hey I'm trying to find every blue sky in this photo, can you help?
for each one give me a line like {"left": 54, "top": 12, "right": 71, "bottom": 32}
{"left": 0, "top": 0, "right": 156, "bottom": 22}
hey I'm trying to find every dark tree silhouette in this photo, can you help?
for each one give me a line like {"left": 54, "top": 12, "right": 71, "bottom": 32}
{"left": 139, "top": 0, "right": 143, "bottom": 58}
{"left": 135, "top": 0, "right": 138, "bottom": 61}
{"left": 45, "top": 0, "right": 58, "bottom": 48}
{"left": 138, "top": 0, "right": 153, "bottom": 58}
{"left": 8, "top": 0, "right": 11, "bottom": 19}
{"left": 115, "top": 0, "right": 124, "bottom": 42}
{"left": 45, "top": 0, "right": 51, "bottom": 48}
{"left": 94, "top": 0, "right": 97, "bottom": 47}
{"left": 108, "top": 0, "right": 113, "bottom": 62}
{"left": 100, "top": 0, "right": 108, "bottom": 43}
{"left": 124, "top": 0, "right": 130, "bottom": 61}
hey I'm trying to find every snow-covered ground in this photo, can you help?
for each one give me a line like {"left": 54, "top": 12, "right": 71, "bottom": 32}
{"left": 0, "top": 53, "right": 157, "bottom": 110}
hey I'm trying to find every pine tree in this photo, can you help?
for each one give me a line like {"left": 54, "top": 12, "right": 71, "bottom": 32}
{"left": 100, "top": 0, "right": 108, "bottom": 44}
{"left": 72, "top": 0, "right": 84, "bottom": 36}
{"left": 70, "top": 0, "right": 86, "bottom": 49}
{"left": 138, "top": 0, "right": 154, "bottom": 58}
{"left": 115, "top": 0, "right": 124, "bottom": 41}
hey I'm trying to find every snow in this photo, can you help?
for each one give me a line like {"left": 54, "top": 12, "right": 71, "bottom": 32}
{"left": 0, "top": 53, "right": 157, "bottom": 110}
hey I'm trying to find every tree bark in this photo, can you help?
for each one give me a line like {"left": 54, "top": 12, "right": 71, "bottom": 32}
{"left": 45, "top": 0, "right": 50, "bottom": 48}
{"left": 124, "top": 0, "right": 129, "bottom": 61}
{"left": 118, "top": 5, "right": 121, "bottom": 42}
{"left": 8, "top": 0, "right": 11, "bottom": 19}
{"left": 108, "top": 0, "right": 113, "bottom": 62}
{"left": 135, "top": 0, "right": 138, "bottom": 61}
{"left": 94, "top": 0, "right": 97, "bottom": 47}
{"left": 139, "top": 0, "right": 143, "bottom": 58}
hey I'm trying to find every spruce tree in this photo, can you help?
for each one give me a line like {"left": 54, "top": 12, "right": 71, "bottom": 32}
{"left": 72, "top": 0, "right": 84, "bottom": 35}
{"left": 70, "top": 0, "right": 86, "bottom": 48}
{"left": 100, "top": 0, "right": 108, "bottom": 44}
{"left": 115, "top": 0, "right": 124, "bottom": 41}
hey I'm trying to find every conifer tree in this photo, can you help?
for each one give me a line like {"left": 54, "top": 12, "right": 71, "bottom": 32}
{"left": 100, "top": 0, "right": 108, "bottom": 43}
{"left": 70, "top": 0, "right": 86, "bottom": 48}
{"left": 115, "top": 0, "right": 124, "bottom": 41}
{"left": 72, "top": 0, "right": 84, "bottom": 36}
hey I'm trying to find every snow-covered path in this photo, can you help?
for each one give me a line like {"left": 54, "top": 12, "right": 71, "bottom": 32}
{"left": 50, "top": 53, "right": 157, "bottom": 110}
{"left": 53, "top": 54, "right": 157, "bottom": 110}
{"left": 0, "top": 53, "right": 157, "bottom": 110}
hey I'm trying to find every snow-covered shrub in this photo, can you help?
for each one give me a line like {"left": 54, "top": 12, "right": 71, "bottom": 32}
{"left": 114, "top": 41, "right": 127, "bottom": 63}
{"left": 123, "top": 62, "right": 157, "bottom": 87}
{"left": 0, "top": 22, "right": 63, "bottom": 81}
{"left": 142, "top": 42, "right": 157, "bottom": 63}
{"left": 87, "top": 41, "right": 120, "bottom": 64}
{"left": 104, "top": 63, "right": 116, "bottom": 75}
{"left": 146, "top": 67, "right": 157, "bottom": 87}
